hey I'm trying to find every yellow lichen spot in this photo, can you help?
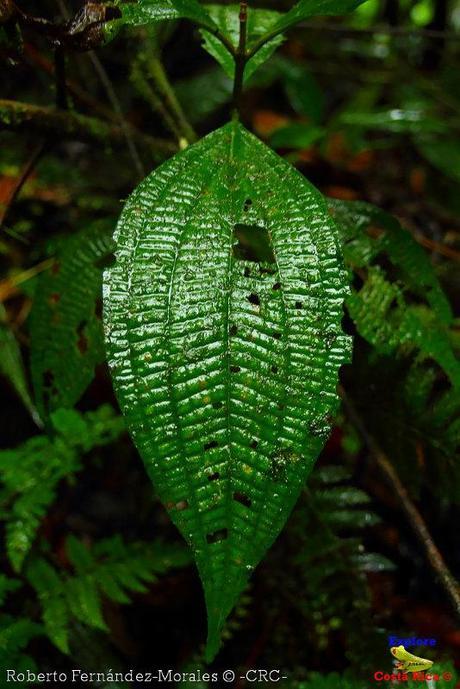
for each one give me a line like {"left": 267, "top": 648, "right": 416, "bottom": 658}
{"left": 203, "top": 395, "right": 211, "bottom": 405}
{"left": 199, "top": 379, "right": 207, "bottom": 389}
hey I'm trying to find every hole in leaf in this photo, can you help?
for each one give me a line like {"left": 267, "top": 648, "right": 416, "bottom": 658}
{"left": 233, "top": 224, "right": 275, "bottom": 263}
{"left": 260, "top": 266, "right": 276, "bottom": 275}
{"left": 247, "top": 293, "right": 260, "bottom": 307}
{"left": 295, "top": 301, "right": 302, "bottom": 309}
{"left": 175, "top": 500, "right": 188, "bottom": 511}
{"left": 212, "top": 401, "right": 223, "bottom": 409}
{"left": 94, "top": 298, "right": 103, "bottom": 319}
{"left": 206, "top": 529, "right": 228, "bottom": 544}
{"left": 271, "top": 365, "right": 278, "bottom": 374}
{"left": 272, "top": 331, "right": 282, "bottom": 340}
{"left": 230, "top": 365, "right": 241, "bottom": 373}
{"left": 95, "top": 251, "right": 116, "bottom": 270}
{"left": 76, "top": 320, "right": 88, "bottom": 354}
{"left": 250, "top": 439, "right": 258, "bottom": 449}
{"left": 341, "top": 312, "right": 355, "bottom": 336}
{"left": 233, "top": 492, "right": 252, "bottom": 508}
{"left": 204, "top": 440, "right": 219, "bottom": 451}
{"left": 105, "top": 5, "right": 122, "bottom": 20}
{"left": 244, "top": 267, "right": 251, "bottom": 278}
{"left": 208, "top": 472, "right": 220, "bottom": 481}
{"left": 43, "top": 369, "right": 54, "bottom": 388}
{"left": 229, "top": 324, "right": 238, "bottom": 337}
{"left": 272, "top": 282, "right": 281, "bottom": 291}
{"left": 243, "top": 198, "right": 252, "bottom": 212}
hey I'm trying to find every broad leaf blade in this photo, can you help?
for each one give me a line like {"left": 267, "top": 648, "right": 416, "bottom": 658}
{"left": 29, "top": 225, "right": 114, "bottom": 419}
{"left": 259, "top": 0, "right": 369, "bottom": 40}
{"left": 103, "top": 121, "right": 350, "bottom": 660}
{"left": 107, "top": 0, "right": 217, "bottom": 34}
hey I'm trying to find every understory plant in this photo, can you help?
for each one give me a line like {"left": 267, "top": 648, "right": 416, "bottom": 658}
{"left": 0, "top": 0, "right": 459, "bottom": 680}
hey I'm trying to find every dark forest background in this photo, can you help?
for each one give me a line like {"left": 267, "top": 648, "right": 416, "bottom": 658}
{"left": 1, "top": 0, "right": 460, "bottom": 686}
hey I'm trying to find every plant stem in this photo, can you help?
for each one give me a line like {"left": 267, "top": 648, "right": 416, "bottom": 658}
{"left": 133, "top": 51, "right": 197, "bottom": 147}
{"left": 340, "top": 385, "right": 460, "bottom": 620}
{"left": 0, "top": 99, "right": 176, "bottom": 160}
{"left": 232, "top": 1, "right": 248, "bottom": 117}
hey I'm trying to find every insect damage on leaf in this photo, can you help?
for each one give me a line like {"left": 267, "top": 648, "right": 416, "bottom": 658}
{"left": 103, "top": 121, "right": 351, "bottom": 661}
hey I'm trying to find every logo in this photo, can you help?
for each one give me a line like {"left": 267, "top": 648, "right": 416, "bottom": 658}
{"left": 390, "top": 645, "right": 433, "bottom": 673}
{"left": 372, "top": 644, "right": 454, "bottom": 683}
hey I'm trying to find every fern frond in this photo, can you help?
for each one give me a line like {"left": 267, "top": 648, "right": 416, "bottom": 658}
{"left": 26, "top": 536, "right": 191, "bottom": 653}
{"left": 29, "top": 223, "right": 114, "bottom": 419}
{"left": 0, "top": 576, "right": 21, "bottom": 607}
{"left": 330, "top": 199, "right": 460, "bottom": 388}
{"left": 0, "top": 614, "right": 42, "bottom": 671}
{"left": 0, "top": 406, "right": 124, "bottom": 572}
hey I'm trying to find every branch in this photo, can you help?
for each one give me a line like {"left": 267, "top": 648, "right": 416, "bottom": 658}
{"left": 340, "top": 385, "right": 460, "bottom": 620}
{"left": 232, "top": 1, "right": 248, "bottom": 116}
{"left": 0, "top": 100, "right": 177, "bottom": 161}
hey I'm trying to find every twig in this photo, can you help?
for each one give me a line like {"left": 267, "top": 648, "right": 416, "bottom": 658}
{"left": 0, "top": 259, "right": 54, "bottom": 302}
{"left": 0, "top": 143, "right": 46, "bottom": 228}
{"left": 0, "top": 99, "right": 176, "bottom": 160}
{"left": 411, "top": 233, "right": 460, "bottom": 263}
{"left": 131, "top": 53, "right": 196, "bottom": 147}
{"left": 145, "top": 55, "right": 197, "bottom": 145}
{"left": 232, "top": 1, "right": 248, "bottom": 116}
{"left": 54, "top": 47, "right": 68, "bottom": 111}
{"left": 87, "top": 50, "right": 145, "bottom": 178}
{"left": 339, "top": 385, "right": 460, "bottom": 619}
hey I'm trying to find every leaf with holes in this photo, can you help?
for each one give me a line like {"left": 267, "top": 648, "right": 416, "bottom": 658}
{"left": 29, "top": 224, "right": 114, "bottom": 419}
{"left": 103, "top": 121, "right": 351, "bottom": 660}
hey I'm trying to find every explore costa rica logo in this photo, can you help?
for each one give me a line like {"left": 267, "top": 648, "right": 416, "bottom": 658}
{"left": 372, "top": 644, "right": 455, "bottom": 683}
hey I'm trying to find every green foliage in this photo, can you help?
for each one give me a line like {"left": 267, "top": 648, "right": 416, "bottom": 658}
{"left": 251, "top": 0, "right": 369, "bottom": 46}
{"left": 0, "top": 304, "right": 38, "bottom": 423}
{"left": 330, "top": 199, "right": 460, "bottom": 388}
{"left": 265, "top": 464, "right": 391, "bottom": 668}
{"left": 107, "top": 0, "right": 217, "bottom": 35}
{"left": 0, "top": 406, "right": 124, "bottom": 572}
{"left": 0, "top": 575, "right": 21, "bottom": 606}
{"left": 29, "top": 224, "right": 114, "bottom": 419}
{"left": 200, "top": 6, "right": 284, "bottom": 82}
{"left": 416, "top": 136, "right": 460, "bottom": 184}
{"left": 104, "top": 120, "right": 350, "bottom": 660}
{"left": 0, "top": 615, "right": 42, "bottom": 674}
{"left": 26, "top": 535, "right": 191, "bottom": 654}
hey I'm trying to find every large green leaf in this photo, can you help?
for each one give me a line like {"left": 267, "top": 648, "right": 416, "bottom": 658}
{"left": 29, "top": 225, "right": 114, "bottom": 419}
{"left": 250, "top": 0, "right": 369, "bottom": 50}
{"left": 103, "top": 121, "right": 350, "bottom": 660}
{"left": 106, "top": 0, "right": 217, "bottom": 37}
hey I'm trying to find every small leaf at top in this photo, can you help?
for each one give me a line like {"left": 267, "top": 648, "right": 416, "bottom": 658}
{"left": 201, "top": 5, "right": 284, "bottom": 82}
{"left": 106, "top": 0, "right": 217, "bottom": 37}
{"left": 103, "top": 121, "right": 351, "bottom": 660}
{"left": 254, "top": 0, "right": 370, "bottom": 46}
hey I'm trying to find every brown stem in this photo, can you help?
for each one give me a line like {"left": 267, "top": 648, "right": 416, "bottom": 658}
{"left": 0, "top": 99, "right": 176, "bottom": 160}
{"left": 232, "top": 1, "right": 248, "bottom": 117}
{"left": 0, "top": 143, "right": 46, "bottom": 228}
{"left": 339, "top": 385, "right": 460, "bottom": 619}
